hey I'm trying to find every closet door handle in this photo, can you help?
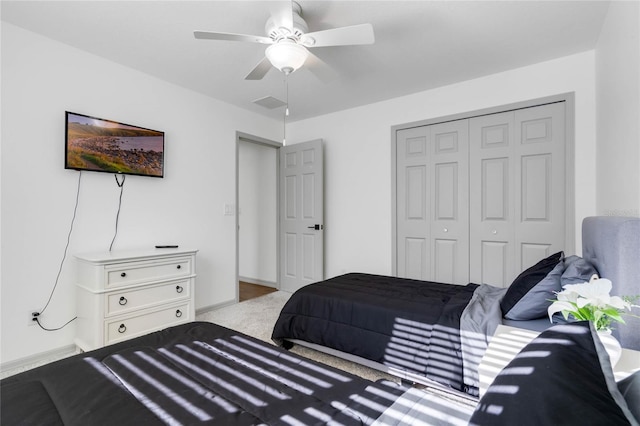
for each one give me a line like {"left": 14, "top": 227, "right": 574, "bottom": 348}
{"left": 118, "top": 324, "right": 127, "bottom": 333}
{"left": 119, "top": 296, "right": 127, "bottom": 306}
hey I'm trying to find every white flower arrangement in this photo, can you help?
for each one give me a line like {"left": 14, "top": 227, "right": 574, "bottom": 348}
{"left": 548, "top": 274, "right": 638, "bottom": 332}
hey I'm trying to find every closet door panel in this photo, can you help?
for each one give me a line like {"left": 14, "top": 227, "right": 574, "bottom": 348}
{"left": 405, "top": 238, "right": 427, "bottom": 279}
{"left": 430, "top": 120, "right": 469, "bottom": 284}
{"left": 521, "top": 243, "right": 552, "bottom": 272}
{"left": 397, "top": 127, "right": 430, "bottom": 280}
{"left": 515, "top": 103, "right": 565, "bottom": 271}
{"left": 470, "top": 112, "right": 515, "bottom": 287}
{"left": 395, "top": 100, "right": 568, "bottom": 288}
{"left": 480, "top": 241, "right": 509, "bottom": 287}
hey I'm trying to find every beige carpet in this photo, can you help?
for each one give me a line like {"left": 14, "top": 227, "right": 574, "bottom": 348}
{"left": 197, "top": 290, "right": 398, "bottom": 383}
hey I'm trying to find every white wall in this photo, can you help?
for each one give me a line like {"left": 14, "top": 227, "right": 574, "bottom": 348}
{"left": 0, "top": 23, "right": 280, "bottom": 364}
{"left": 288, "top": 51, "right": 597, "bottom": 278}
{"left": 238, "top": 141, "right": 277, "bottom": 285}
{"left": 596, "top": 1, "right": 640, "bottom": 217}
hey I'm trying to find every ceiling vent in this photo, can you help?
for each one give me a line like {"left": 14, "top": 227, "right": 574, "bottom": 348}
{"left": 252, "top": 96, "right": 287, "bottom": 109}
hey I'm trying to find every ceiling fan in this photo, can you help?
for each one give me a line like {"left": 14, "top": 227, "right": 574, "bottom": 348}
{"left": 193, "top": 1, "right": 375, "bottom": 81}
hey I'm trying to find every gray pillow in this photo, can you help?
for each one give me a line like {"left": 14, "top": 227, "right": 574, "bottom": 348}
{"left": 562, "top": 255, "right": 599, "bottom": 285}
{"left": 503, "top": 257, "right": 564, "bottom": 320}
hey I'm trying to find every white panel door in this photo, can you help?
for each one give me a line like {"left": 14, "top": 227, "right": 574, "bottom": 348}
{"left": 396, "top": 127, "right": 430, "bottom": 280}
{"left": 514, "top": 103, "right": 565, "bottom": 271}
{"left": 429, "top": 120, "right": 469, "bottom": 284}
{"left": 396, "top": 121, "right": 469, "bottom": 284}
{"left": 470, "top": 103, "right": 565, "bottom": 286}
{"left": 470, "top": 111, "right": 516, "bottom": 287}
{"left": 279, "top": 140, "right": 324, "bottom": 292}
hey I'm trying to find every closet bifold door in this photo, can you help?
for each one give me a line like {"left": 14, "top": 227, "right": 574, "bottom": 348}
{"left": 469, "top": 102, "right": 566, "bottom": 287}
{"left": 514, "top": 103, "right": 565, "bottom": 272}
{"left": 430, "top": 120, "right": 469, "bottom": 285}
{"left": 469, "top": 111, "right": 516, "bottom": 288}
{"left": 396, "top": 121, "right": 469, "bottom": 284}
{"left": 396, "top": 127, "right": 430, "bottom": 280}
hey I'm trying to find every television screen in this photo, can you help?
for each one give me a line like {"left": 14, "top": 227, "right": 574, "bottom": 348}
{"left": 65, "top": 112, "right": 164, "bottom": 178}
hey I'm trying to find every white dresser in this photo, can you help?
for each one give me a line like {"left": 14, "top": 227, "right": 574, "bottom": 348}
{"left": 74, "top": 248, "right": 198, "bottom": 351}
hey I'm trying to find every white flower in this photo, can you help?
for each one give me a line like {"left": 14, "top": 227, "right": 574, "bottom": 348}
{"left": 547, "top": 274, "right": 635, "bottom": 331}
{"left": 563, "top": 275, "right": 629, "bottom": 309}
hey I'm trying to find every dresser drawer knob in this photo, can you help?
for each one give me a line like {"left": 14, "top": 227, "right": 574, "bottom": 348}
{"left": 176, "top": 285, "right": 184, "bottom": 293}
{"left": 118, "top": 324, "right": 127, "bottom": 333}
{"left": 120, "top": 272, "right": 127, "bottom": 278}
{"left": 119, "top": 296, "right": 127, "bottom": 306}
{"left": 176, "top": 265, "right": 182, "bottom": 270}
{"left": 175, "top": 309, "right": 183, "bottom": 318}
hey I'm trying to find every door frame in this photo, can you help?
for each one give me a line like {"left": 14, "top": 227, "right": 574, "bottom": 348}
{"left": 235, "top": 131, "right": 282, "bottom": 302}
{"left": 390, "top": 92, "right": 576, "bottom": 275}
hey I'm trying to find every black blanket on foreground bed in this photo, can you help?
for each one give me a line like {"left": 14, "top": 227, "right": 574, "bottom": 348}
{"left": 272, "top": 273, "right": 490, "bottom": 395}
{"left": 1, "top": 322, "right": 407, "bottom": 425}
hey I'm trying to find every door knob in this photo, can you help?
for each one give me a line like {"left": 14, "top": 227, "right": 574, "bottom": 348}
{"left": 307, "top": 224, "right": 324, "bottom": 230}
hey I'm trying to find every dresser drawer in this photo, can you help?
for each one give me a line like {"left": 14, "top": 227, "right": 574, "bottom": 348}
{"left": 105, "top": 257, "right": 192, "bottom": 288}
{"left": 105, "top": 280, "right": 190, "bottom": 317}
{"left": 105, "top": 303, "right": 190, "bottom": 345}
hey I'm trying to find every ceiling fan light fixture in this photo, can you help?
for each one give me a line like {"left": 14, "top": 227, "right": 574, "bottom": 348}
{"left": 266, "top": 41, "right": 309, "bottom": 75}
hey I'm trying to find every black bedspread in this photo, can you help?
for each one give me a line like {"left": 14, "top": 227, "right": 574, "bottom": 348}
{"left": 272, "top": 273, "right": 479, "bottom": 393}
{"left": 1, "top": 322, "right": 405, "bottom": 425}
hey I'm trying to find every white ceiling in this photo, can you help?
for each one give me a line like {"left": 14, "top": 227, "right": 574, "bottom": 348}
{"left": 1, "top": 0, "right": 610, "bottom": 122}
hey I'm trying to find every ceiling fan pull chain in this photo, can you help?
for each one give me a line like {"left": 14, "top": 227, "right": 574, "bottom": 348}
{"left": 283, "top": 74, "right": 289, "bottom": 146}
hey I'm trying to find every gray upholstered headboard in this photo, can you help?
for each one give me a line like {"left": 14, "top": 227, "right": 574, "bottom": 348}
{"left": 582, "top": 216, "right": 640, "bottom": 350}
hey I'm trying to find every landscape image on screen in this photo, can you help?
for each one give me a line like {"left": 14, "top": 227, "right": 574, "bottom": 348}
{"left": 66, "top": 112, "right": 164, "bottom": 177}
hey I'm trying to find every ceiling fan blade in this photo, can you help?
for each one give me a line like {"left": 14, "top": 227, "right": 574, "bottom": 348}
{"left": 194, "top": 30, "right": 272, "bottom": 44}
{"left": 305, "top": 52, "right": 337, "bottom": 83}
{"left": 244, "top": 56, "right": 273, "bottom": 80}
{"left": 301, "top": 23, "right": 374, "bottom": 47}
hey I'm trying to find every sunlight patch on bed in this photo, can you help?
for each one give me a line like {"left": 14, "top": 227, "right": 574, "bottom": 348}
{"left": 83, "top": 357, "right": 127, "bottom": 388}
{"left": 383, "top": 320, "right": 469, "bottom": 389}
{"left": 158, "top": 347, "right": 269, "bottom": 407}
{"left": 111, "top": 353, "right": 212, "bottom": 422}
{"left": 133, "top": 350, "right": 238, "bottom": 413}
{"left": 514, "top": 350, "right": 551, "bottom": 359}
{"left": 371, "top": 387, "right": 472, "bottom": 426}
{"left": 169, "top": 344, "right": 290, "bottom": 401}
{"left": 191, "top": 340, "right": 319, "bottom": 394}
{"left": 484, "top": 384, "right": 519, "bottom": 395}
{"left": 229, "top": 335, "right": 352, "bottom": 383}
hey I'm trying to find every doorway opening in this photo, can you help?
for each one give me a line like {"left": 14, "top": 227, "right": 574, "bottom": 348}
{"left": 236, "top": 132, "right": 281, "bottom": 302}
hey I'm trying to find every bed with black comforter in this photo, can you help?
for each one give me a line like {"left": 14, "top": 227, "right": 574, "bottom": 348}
{"left": 4, "top": 320, "right": 637, "bottom": 426}
{"left": 1, "top": 322, "right": 406, "bottom": 425}
{"left": 271, "top": 217, "right": 640, "bottom": 401}
{"left": 272, "top": 273, "right": 507, "bottom": 397}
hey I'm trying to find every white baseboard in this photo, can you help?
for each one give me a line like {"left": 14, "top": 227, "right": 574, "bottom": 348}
{"left": 238, "top": 276, "right": 278, "bottom": 288}
{"left": 195, "top": 298, "right": 237, "bottom": 316}
{"left": 0, "top": 344, "right": 77, "bottom": 377}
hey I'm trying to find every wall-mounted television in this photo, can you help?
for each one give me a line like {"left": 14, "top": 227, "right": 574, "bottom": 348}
{"left": 65, "top": 112, "right": 164, "bottom": 178}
